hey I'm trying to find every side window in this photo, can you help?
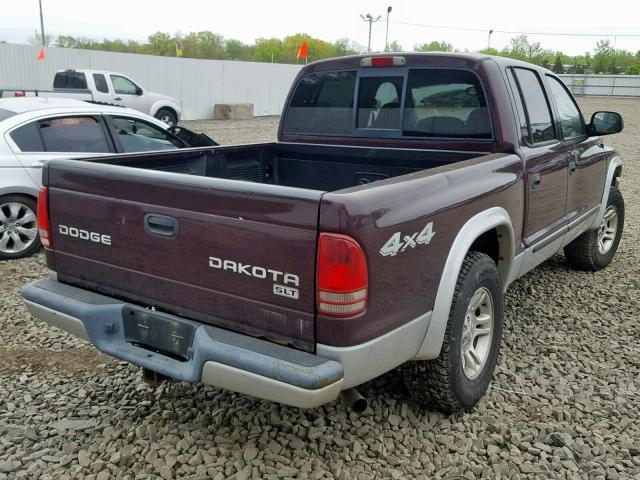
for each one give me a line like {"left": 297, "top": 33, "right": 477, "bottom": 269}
{"left": 109, "top": 116, "right": 182, "bottom": 152}
{"left": 10, "top": 122, "right": 45, "bottom": 152}
{"left": 403, "top": 69, "right": 491, "bottom": 138}
{"left": 506, "top": 69, "right": 530, "bottom": 143}
{"left": 546, "top": 76, "right": 586, "bottom": 140}
{"left": 110, "top": 75, "right": 139, "bottom": 95}
{"left": 283, "top": 71, "right": 357, "bottom": 135}
{"left": 93, "top": 73, "right": 109, "bottom": 94}
{"left": 53, "top": 71, "right": 87, "bottom": 89}
{"left": 357, "top": 76, "right": 404, "bottom": 130}
{"left": 512, "top": 68, "right": 556, "bottom": 144}
{"left": 39, "top": 117, "right": 110, "bottom": 153}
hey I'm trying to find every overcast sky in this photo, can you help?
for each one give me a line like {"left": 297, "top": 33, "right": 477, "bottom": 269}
{"left": 2, "top": 0, "right": 639, "bottom": 55}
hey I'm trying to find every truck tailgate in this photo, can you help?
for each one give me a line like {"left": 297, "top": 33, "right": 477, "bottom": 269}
{"left": 45, "top": 160, "right": 322, "bottom": 351}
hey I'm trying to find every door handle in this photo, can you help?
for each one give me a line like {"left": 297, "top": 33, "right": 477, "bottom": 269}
{"left": 114, "top": 96, "right": 123, "bottom": 101}
{"left": 144, "top": 214, "right": 179, "bottom": 238}
{"left": 31, "top": 160, "right": 45, "bottom": 168}
{"left": 531, "top": 173, "right": 542, "bottom": 190}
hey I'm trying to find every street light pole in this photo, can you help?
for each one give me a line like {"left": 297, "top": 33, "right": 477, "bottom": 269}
{"left": 360, "top": 13, "right": 382, "bottom": 54}
{"left": 488, "top": 29, "right": 493, "bottom": 50}
{"left": 385, "top": 6, "right": 392, "bottom": 52}
{"left": 38, "top": 0, "right": 45, "bottom": 46}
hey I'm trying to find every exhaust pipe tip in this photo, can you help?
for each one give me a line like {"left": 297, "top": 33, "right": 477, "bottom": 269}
{"left": 340, "top": 388, "right": 367, "bottom": 414}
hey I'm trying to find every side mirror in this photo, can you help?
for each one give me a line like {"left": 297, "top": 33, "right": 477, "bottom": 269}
{"left": 588, "top": 111, "right": 623, "bottom": 136}
{"left": 136, "top": 86, "right": 143, "bottom": 96}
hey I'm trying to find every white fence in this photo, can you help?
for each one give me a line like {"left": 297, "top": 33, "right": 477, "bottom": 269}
{"left": 2, "top": 45, "right": 637, "bottom": 120}
{"left": 558, "top": 74, "right": 640, "bottom": 97}
{"left": 0, "top": 44, "right": 303, "bottom": 120}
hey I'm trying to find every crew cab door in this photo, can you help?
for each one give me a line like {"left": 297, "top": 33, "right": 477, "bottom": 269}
{"left": 108, "top": 74, "right": 150, "bottom": 113}
{"left": 508, "top": 67, "right": 568, "bottom": 246}
{"left": 544, "top": 75, "right": 607, "bottom": 221}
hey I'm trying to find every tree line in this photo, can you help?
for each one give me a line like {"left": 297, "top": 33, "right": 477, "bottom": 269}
{"left": 26, "top": 31, "right": 640, "bottom": 74}
{"left": 414, "top": 36, "right": 640, "bottom": 75}
{"left": 44, "top": 32, "right": 362, "bottom": 64}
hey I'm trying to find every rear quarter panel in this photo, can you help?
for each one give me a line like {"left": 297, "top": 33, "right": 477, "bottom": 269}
{"left": 317, "top": 153, "right": 524, "bottom": 346}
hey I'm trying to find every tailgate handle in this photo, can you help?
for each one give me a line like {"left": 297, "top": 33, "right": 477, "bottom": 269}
{"left": 144, "top": 214, "right": 179, "bottom": 238}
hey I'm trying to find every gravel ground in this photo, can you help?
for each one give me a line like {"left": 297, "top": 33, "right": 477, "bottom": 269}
{"left": 1, "top": 97, "right": 639, "bottom": 480}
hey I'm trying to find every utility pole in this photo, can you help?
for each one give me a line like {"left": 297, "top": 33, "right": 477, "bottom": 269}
{"left": 38, "top": 0, "right": 45, "bottom": 46}
{"left": 385, "top": 6, "right": 392, "bottom": 52}
{"left": 360, "top": 13, "right": 382, "bottom": 53}
{"left": 488, "top": 29, "right": 493, "bottom": 50}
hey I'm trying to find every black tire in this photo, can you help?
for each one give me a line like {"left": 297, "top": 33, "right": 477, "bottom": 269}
{"left": 0, "top": 195, "right": 41, "bottom": 260}
{"left": 564, "top": 188, "right": 624, "bottom": 271}
{"left": 155, "top": 108, "right": 177, "bottom": 126}
{"left": 403, "top": 252, "right": 504, "bottom": 412}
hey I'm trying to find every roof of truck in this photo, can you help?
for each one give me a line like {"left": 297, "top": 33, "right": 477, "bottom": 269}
{"left": 303, "top": 52, "right": 552, "bottom": 74}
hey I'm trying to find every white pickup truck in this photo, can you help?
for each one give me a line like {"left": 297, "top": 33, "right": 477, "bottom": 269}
{"left": 2, "top": 69, "right": 181, "bottom": 125}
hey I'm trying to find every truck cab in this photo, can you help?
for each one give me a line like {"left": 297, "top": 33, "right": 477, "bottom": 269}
{"left": 53, "top": 69, "right": 181, "bottom": 125}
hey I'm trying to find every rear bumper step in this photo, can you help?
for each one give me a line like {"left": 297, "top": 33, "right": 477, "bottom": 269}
{"left": 22, "top": 278, "right": 343, "bottom": 408}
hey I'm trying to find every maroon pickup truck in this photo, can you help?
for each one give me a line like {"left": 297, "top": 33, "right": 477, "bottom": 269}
{"left": 22, "top": 53, "right": 625, "bottom": 412}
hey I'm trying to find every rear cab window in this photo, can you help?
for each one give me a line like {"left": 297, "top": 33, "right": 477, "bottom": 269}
{"left": 283, "top": 67, "right": 492, "bottom": 140}
{"left": 53, "top": 71, "right": 87, "bottom": 89}
{"left": 283, "top": 71, "right": 356, "bottom": 135}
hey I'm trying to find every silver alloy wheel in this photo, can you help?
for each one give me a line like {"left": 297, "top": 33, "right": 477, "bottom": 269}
{"left": 0, "top": 202, "right": 38, "bottom": 254}
{"left": 597, "top": 205, "right": 618, "bottom": 254}
{"left": 461, "top": 287, "right": 494, "bottom": 380}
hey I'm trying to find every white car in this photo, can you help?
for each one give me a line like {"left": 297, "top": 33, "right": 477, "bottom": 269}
{"left": 0, "top": 97, "right": 215, "bottom": 260}
{"left": 4, "top": 69, "right": 182, "bottom": 125}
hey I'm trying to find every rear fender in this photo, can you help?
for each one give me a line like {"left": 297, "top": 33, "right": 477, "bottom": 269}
{"left": 414, "top": 207, "right": 514, "bottom": 360}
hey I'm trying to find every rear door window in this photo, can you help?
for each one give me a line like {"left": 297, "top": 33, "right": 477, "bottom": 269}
{"left": 403, "top": 69, "right": 491, "bottom": 138}
{"left": 93, "top": 73, "right": 109, "bottom": 93}
{"left": 283, "top": 71, "right": 356, "bottom": 135}
{"left": 39, "top": 117, "right": 110, "bottom": 153}
{"left": 53, "top": 71, "right": 87, "bottom": 89}
{"left": 506, "top": 69, "right": 530, "bottom": 143}
{"left": 356, "top": 76, "right": 404, "bottom": 130}
{"left": 109, "top": 116, "right": 182, "bottom": 152}
{"left": 512, "top": 68, "right": 556, "bottom": 144}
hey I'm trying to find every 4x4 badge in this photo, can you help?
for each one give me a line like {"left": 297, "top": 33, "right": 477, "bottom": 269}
{"left": 379, "top": 222, "right": 435, "bottom": 256}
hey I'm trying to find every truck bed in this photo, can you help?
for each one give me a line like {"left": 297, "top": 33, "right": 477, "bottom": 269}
{"left": 43, "top": 142, "right": 486, "bottom": 352}
{"left": 95, "top": 142, "right": 482, "bottom": 192}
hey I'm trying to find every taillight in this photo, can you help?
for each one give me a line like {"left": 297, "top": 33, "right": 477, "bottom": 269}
{"left": 360, "top": 56, "right": 406, "bottom": 67}
{"left": 37, "top": 186, "right": 52, "bottom": 248}
{"left": 14, "top": 91, "right": 25, "bottom": 97}
{"left": 317, "top": 233, "right": 368, "bottom": 317}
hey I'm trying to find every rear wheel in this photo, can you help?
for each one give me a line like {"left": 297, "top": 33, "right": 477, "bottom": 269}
{"left": 155, "top": 108, "right": 177, "bottom": 126}
{"left": 0, "top": 195, "right": 41, "bottom": 260}
{"left": 564, "top": 187, "right": 624, "bottom": 271}
{"left": 403, "top": 252, "right": 504, "bottom": 412}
